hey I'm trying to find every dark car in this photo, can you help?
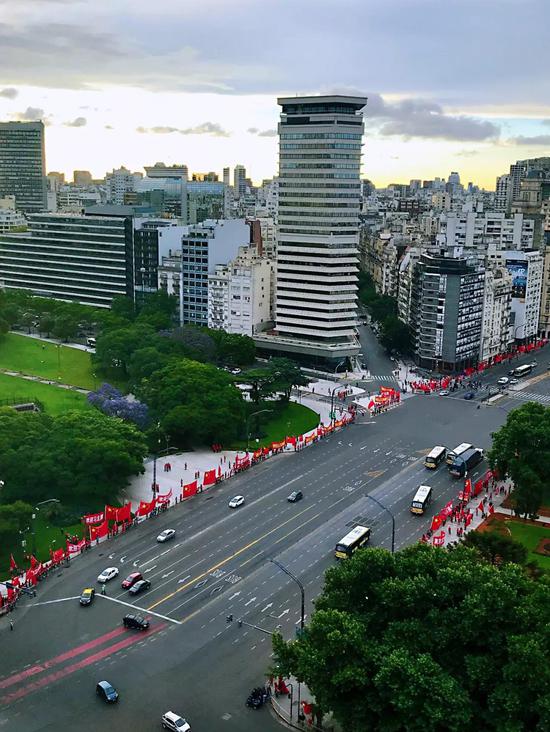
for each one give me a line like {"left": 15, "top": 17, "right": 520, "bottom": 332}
{"left": 121, "top": 572, "right": 142, "bottom": 590}
{"left": 96, "top": 680, "right": 118, "bottom": 703}
{"left": 123, "top": 613, "right": 150, "bottom": 630}
{"left": 79, "top": 587, "right": 95, "bottom": 606}
{"left": 128, "top": 579, "right": 151, "bottom": 596}
{"left": 464, "top": 391, "right": 475, "bottom": 400}
{"left": 287, "top": 490, "right": 303, "bottom": 503}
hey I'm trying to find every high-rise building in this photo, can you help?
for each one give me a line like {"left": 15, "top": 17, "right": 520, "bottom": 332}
{"left": 0, "top": 121, "right": 46, "bottom": 212}
{"left": 223, "top": 167, "right": 231, "bottom": 187}
{"left": 73, "top": 170, "right": 93, "bottom": 186}
{"left": 410, "top": 253, "right": 485, "bottom": 372}
{"left": 144, "top": 162, "right": 188, "bottom": 180}
{"left": 255, "top": 94, "right": 367, "bottom": 366}
{"left": 106, "top": 167, "right": 137, "bottom": 204}
{"left": 233, "top": 165, "right": 247, "bottom": 198}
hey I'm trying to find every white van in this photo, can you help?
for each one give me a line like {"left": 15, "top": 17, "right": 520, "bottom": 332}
{"left": 86, "top": 337, "right": 96, "bottom": 348}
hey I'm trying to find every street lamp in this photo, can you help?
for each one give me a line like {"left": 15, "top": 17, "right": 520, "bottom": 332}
{"left": 365, "top": 494, "right": 395, "bottom": 554}
{"left": 269, "top": 558, "right": 305, "bottom": 712}
{"left": 245, "top": 409, "right": 273, "bottom": 452}
{"left": 32, "top": 498, "right": 60, "bottom": 557}
{"left": 334, "top": 358, "right": 346, "bottom": 374}
{"left": 329, "top": 384, "right": 342, "bottom": 429}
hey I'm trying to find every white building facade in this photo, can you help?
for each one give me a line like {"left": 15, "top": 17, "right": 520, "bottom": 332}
{"left": 480, "top": 265, "right": 513, "bottom": 362}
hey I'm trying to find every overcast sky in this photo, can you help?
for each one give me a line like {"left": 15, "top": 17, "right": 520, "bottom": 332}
{"left": 0, "top": 0, "right": 548, "bottom": 187}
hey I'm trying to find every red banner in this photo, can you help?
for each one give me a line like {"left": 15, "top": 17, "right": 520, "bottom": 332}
{"left": 442, "top": 501, "right": 453, "bottom": 518}
{"left": 235, "top": 454, "right": 250, "bottom": 469}
{"left": 432, "top": 531, "right": 446, "bottom": 547}
{"left": 66, "top": 538, "right": 87, "bottom": 555}
{"left": 104, "top": 505, "right": 117, "bottom": 521}
{"left": 182, "top": 480, "right": 198, "bottom": 498}
{"left": 271, "top": 440, "right": 285, "bottom": 450}
{"left": 137, "top": 498, "right": 156, "bottom": 516}
{"left": 83, "top": 511, "right": 105, "bottom": 525}
{"left": 285, "top": 436, "right": 296, "bottom": 447}
{"left": 9, "top": 553, "right": 17, "bottom": 572}
{"left": 253, "top": 448, "right": 263, "bottom": 459}
{"left": 116, "top": 503, "right": 132, "bottom": 523}
{"left": 50, "top": 547, "right": 66, "bottom": 563}
{"left": 156, "top": 488, "right": 173, "bottom": 504}
{"left": 89, "top": 520, "right": 109, "bottom": 540}
{"left": 202, "top": 469, "right": 216, "bottom": 486}
{"left": 25, "top": 568, "right": 38, "bottom": 586}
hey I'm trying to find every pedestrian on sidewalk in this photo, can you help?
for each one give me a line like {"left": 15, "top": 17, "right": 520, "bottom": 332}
{"left": 10, "top": 620, "right": 14, "bottom": 631}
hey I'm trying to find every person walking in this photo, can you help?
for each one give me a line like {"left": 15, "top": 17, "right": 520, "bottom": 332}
{"left": 10, "top": 620, "right": 14, "bottom": 631}
{"left": 101, "top": 583, "right": 106, "bottom": 596}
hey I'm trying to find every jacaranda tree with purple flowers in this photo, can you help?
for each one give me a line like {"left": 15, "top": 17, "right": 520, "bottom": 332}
{"left": 87, "top": 383, "right": 149, "bottom": 430}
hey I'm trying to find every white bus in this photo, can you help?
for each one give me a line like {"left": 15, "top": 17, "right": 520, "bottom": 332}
{"left": 410, "top": 485, "right": 433, "bottom": 515}
{"left": 513, "top": 364, "right": 533, "bottom": 378}
{"left": 446, "top": 442, "right": 473, "bottom": 465}
{"left": 334, "top": 525, "right": 371, "bottom": 559}
{"left": 424, "top": 445, "right": 447, "bottom": 469}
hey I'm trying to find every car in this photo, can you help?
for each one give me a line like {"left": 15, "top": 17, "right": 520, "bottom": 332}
{"left": 509, "top": 378, "right": 519, "bottom": 385}
{"left": 121, "top": 572, "right": 142, "bottom": 589}
{"left": 530, "top": 361, "right": 538, "bottom": 368}
{"left": 230, "top": 367, "right": 242, "bottom": 375}
{"left": 362, "top": 320, "right": 368, "bottom": 325}
{"left": 123, "top": 613, "right": 150, "bottom": 630}
{"left": 96, "top": 680, "right": 119, "bottom": 703}
{"left": 439, "top": 390, "right": 449, "bottom": 396}
{"left": 228, "top": 495, "right": 245, "bottom": 509}
{"left": 287, "top": 490, "right": 303, "bottom": 503}
{"left": 79, "top": 587, "right": 95, "bottom": 606}
{"left": 162, "top": 711, "right": 191, "bottom": 731}
{"left": 97, "top": 567, "right": 119, "bottom": 583}
{"left": 129, "top": 579, "right": 151, "bottom": 596}
{"left": 497, "top": 376, "right": 509, "bottom": 385}
{"left": 464, "top": 391, "right": 475, "bottom": 400}
{"left": 508, "top": 369, "right": 516, "bottom": 376}
{"left": 157, "top": 528, "right": 176, "bottom": 543}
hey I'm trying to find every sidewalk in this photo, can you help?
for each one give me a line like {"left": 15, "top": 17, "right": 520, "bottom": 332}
{"left": 0, "top": 367, "right": 90, "bottom": 394}
{"left": 270, "top": 677, "right": 340, "bottom": 731}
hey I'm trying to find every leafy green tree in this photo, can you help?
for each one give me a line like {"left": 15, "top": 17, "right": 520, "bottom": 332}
{"left": 94, "top": 324, "right": 156, "bottom": 376}
{"left": 462, "top": 530, "right": 528, "bottom": 566}
{"left": 0, "top": 317, "right": 8, "bottom": 339}
{"left": 268, "top": 358, "right": 309, "bottom": 401}
{"left": 240, "top": 366, "right": 275, "bottom": 404}
{"left": 489, "top": 402, "right": 550, "bottom": 518}
{"left": 127, "top": 347, "right": 171, "bottom": 386}
{"left": 0, "top": 303, "right": 21, "bottom": 327}
{"left": 19, "top": 311, "right": 35, "bottom": 334}
{"left": 52, "top": 314, "right": 79, "bottom": 342}
{"left": 208, "top": 330, "right": 256, "bottom": 366}
{"left": 379, "top": 315, "right": 412, "bottom": 355}
{"left": 0, "top": 501, "right": 33, "bottom": 546}
{"left": 137, "top": 359, "right": 244, "bottom": 447}
{"left": 170, "top": 325, "right": 217, "bottom": 363}
{"left": 110, "top": 295, "right": 136, "bottom": 322}
{"left": 273, "top": 543, "right": 550, "bottom": 732}
{"left": 138, "top": 290, "right": 178, "bottom": 321}
{"left": 38, "top": 314, "right": 55, "bottom": 338}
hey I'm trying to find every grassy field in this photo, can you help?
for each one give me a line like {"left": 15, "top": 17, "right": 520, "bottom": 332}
{"left": 232, "top": 401, "right": 320, "bottom": 449}
{"left": 0, "top": 372, "right": 91, "bottom": 415}
{"left": 0, "top": 333, "right": 96, "bottom": 389}
{"left": 0, "top": 513, "right": 84, "bottom": 573}
{"left": 507, "top": 520, "right": 550, "bottom": 572}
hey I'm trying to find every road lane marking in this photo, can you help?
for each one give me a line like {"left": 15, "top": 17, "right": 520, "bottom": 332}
{"left": 30, "top": 597, "right": 79, "bottom": 606}
{"left": 98, "top": 595, "right": 181, "bottom": 624}
{"left": 244, "top": 597, "right": 257, "bottom": 607}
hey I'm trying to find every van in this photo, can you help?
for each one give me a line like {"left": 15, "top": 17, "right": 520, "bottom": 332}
{"left": 86, "top": 337, "right": 96, "bottom": 348}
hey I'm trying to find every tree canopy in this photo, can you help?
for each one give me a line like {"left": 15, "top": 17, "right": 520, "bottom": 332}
{"left": 0, "top": 408, "right": 147, "bottom": 507}
{"left": 489, "top": 402, "right": 550, "bottom": 517}
{"left": 136, "top": 359, "right": 244, "bottom": 447}
{"left": 273, "top": 543, "right": 550, "bottom": 732}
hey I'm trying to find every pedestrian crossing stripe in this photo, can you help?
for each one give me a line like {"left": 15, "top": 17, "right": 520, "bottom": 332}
{"left": 507, "top": 391, "right": 550, "bottom": 404}
{"left": 368, "top": 375, "right": 398, "bottom": 382}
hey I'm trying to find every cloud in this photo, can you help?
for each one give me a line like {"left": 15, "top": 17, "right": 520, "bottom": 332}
{"left": 104, "top": 124, "right": 113, "bottom": 130}
{"left": 457, "top": 149, "right": 480, "bottom": 157}
{"left": 137, "top": 121, "right": 230, "bottom": 137}
{"left": 0, "top": 87, "right": 18, "bottom": 99}
{"left": 257, "top": 128, "right": 277, "bottom": 137}
{"left": 247, "top": 127, "right": 259, "bottom": 134}
{"left": 64, "top": 116, "right": 87, "bottom": 127}
{"left": 15, "top": 106, "right": 45, "bottom": 120}
{"left": 360, "top": 92, "right": 500, "bottom": 142}
{"left": 510, "top": 134, "right": 550, "bottom": 146}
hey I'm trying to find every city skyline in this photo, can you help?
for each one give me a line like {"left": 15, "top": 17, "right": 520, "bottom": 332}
{"left": 0, "top": 0, "right": 549, "bottom": 186}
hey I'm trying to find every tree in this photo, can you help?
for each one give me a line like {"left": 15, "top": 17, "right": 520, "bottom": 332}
{"left": 268, "top": 358, "right": 309, "bottom": 401}
{"left": 110, "top": 295, "right": 136, "bottom": 322}
{"left": 0, "top": 303, "right": 21, "bottom": 327}
{"left": 87, "top": 383, "right": 149, "bottom": 429}
{"left": 0, "top": 317, "right": 8, "bottom": 339}
{"left": 38, "top": 314, "right": 55, "bottom": 338}
{"left": 136, "top": 359, "right": 244, "bottom": 447}
{"left": 272, "top": 543, "right": 550, "bottom": 732}
{"left": 127, "top": 347, "right": 171, "bottom": 386}
{"left": 0, "top": 501, "right": 33, "bottom": 547}
{"left": 240, "top": 366, "right": 276, "bottom": 404}
{"left": 489, "top": 402, "right": 550, "bottom": 518}
{"left": 52, "top": 314, "right": 78, "bottom": 342}
{"left": 93, "top": 324, "right": 156, "bottom": 376}
{"left": 379, "top": 315, "right": 412, "bottom": 355}
{"left": 170, "top": 325, "right": 217, "bottom": 363}
{"left": 209, "top": 330, "right": 256, "bottom": 366}
{"left": 462, "top": 530, "right": 528, "bottom": 566}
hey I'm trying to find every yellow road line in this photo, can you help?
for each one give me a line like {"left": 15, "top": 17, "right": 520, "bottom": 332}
{"left": 147, "top": 503, "right": 315, "bottom": 611}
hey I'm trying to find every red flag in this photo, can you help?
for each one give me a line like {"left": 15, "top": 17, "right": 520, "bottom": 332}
{"left": 478, "top": 500, "right": 484, "bottom": 512}
{"left": 104, "top": 505, "right": 117, "bottom": 521}
{"left": 115, "top": 502, "right": 132, "bottom": 523}
{"left": 157, "top": 488, "right": 173, "bottom": 504}
{"left": 89, "top": 520, "right": 109, "bottom": 540}
{"left": 430, "top": 515, "right": 442, "bottom": 532}
{"left": 202, "top": 469, "right": 216, "bottom": 486}
{"left": 465, "top": 513, "right": 473, "bottom": 526}
{"left": 182, "top": 480, "right": 198, "bottom": 499}
{"left": 29, "top": 555, "right": 39, "bottom": 570}
{"left": 137, "top": 498, "right": 156, "bottom": 516}
{"left": 464, "top": 478, "right": 472, "bottom": 497}
{"left": 9, "top": 553, "right": 18, "bottom": 572}
{"left": 442, "top": 501, "right": 453, "bottom": 517}
{"left": 217, "top": 465, "right": 222, "bottom": 478}
{"left": 488, "top": 504, "right": 495, "bottom": 515}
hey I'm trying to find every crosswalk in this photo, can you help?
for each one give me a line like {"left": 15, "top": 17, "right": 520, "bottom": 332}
{"left": 366, "top": 374, "right": 399, "bottom": 383}
{"left": 505, "top": 390, "right": 550, "bottom": 405}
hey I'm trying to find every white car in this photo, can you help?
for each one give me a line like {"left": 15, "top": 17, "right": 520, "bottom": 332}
{"left": 439, "top": 390, "right": 449, "bottom": 396}
{"left": 509, "top": 378, "right": 519, "bottom": 385}
{"left": 228, "top": 495, "right": 245, "bottom": 509}
{"left": 97, "top": 567, "right": 119, "bottom": 583}
{"left": 497, "top": 376, "right": 509, "bottom": 385}
{"left": 162, "top": 711, "right": 191, "bottom": 731}
{"left": 157, "top": 529, "right": 176, "bottom": 543}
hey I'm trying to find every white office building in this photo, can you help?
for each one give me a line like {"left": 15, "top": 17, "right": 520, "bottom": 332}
{"left": 255, "top": 95, "right": 367, "bottom": 365}
{"left": 480, "top": 265, "right": 513, "bottom": 362}
{"left": 437, "top": 211, "right": 534, "bottom": 258}
{"left": 499, "top": 249, "right": 543, "bottom": 341}
{"left": 106, "top": 167, "right": 138, "bottom": 205}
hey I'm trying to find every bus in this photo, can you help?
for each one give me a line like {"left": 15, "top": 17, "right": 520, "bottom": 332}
{"left": 334, "top": 525, "right": 371, "bottom": 559}
{"left": 446, "top": 442, "right": 473, "bottom": 465}
{"left": 514, "top": 364, "right": 533, "bottom": 378}
{"left": 410, "top": 485, "right": 433, "bottom": 514}
{"left": 424, "top": 445, "right": 447, "bottom": 469}
{"left": 448, "top": 447, "right": 484, "bottom": 478}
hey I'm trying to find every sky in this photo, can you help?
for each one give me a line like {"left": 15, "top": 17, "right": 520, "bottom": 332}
{"left": 0, "top": 0, "right": 549, "bottom": 189}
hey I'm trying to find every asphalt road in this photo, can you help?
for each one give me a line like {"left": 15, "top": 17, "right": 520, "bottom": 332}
{"left": 0, "top": 393, "right": 515, "bottom": 731}
{"left": 356, "top": 320, "right": 396, "bottom": 379}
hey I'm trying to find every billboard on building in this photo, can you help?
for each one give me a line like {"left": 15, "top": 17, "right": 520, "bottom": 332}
{"left": 505, "top": 260, "right": 527, "bottom": 300}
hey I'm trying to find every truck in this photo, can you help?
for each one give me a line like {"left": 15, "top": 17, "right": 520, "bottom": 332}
{"left": 448, "top": 447, "right": 484, "bottom": 477}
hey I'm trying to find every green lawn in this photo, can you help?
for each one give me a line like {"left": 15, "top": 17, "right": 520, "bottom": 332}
{"left": 507, "top": 520, "right": 550, "bottom": 572}
{"left": 0, "top": 513, "right": 84, "bottom": 573}
{"left": 0, "top": 372, "right": 91, "bottom": 415}
{"left": 0, "top": 333, "right": 96, "bottom": 389}
{"left": 231, "top": 401, "right": 320, "bottom": 449}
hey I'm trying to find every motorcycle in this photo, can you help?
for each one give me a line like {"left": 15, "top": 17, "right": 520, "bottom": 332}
{"left": 246, "top": 687, "right": 269, "bottom": 709}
